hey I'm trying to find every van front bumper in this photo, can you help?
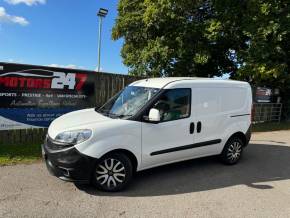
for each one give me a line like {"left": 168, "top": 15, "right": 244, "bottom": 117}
{"left": 42, "top": 138, "right": 97, "bottom": 184}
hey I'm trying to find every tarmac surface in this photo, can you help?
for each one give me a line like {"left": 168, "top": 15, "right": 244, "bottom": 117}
{"left": 1, "top": 130, "right": 290, "bottom": 218}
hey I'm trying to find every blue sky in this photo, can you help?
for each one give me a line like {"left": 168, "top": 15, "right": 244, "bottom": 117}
{"left": 0, "top": 0, "right": 128, "bottom": 74}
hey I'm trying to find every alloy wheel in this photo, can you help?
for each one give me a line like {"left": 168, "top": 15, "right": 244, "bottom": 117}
{"left": 95, "top": 158, "right": 126, "bottom": 189}
{"left": 227, "top": 141, "right": 242, "bottom": 162}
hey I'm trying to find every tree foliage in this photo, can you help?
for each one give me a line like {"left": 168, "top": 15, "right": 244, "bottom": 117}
{"left": 232, "top": 0, "right": 290, "bottom": 90}
{"left": 112, "top": 0, "right": 290, "bottom": 90}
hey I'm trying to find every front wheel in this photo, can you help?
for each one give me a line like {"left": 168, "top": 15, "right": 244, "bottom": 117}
{"left": 92, "top": 153, "right": 133, "bottom": 192}
{"left": 220, "top": 137, "right": 244, "bottom": 165}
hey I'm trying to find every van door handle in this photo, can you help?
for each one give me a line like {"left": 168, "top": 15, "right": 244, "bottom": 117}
{"left": 197, "top": 121, "right": 202, "bottom": 133}
{"left": 189, "top": 122, "right": 195, "bottom": 134}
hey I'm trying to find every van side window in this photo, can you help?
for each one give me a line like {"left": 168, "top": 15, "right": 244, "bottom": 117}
{"left": 153, "top": 88, "right": 191, "bottom": 122}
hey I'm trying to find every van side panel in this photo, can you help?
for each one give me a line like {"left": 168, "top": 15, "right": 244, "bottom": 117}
{"left": 192, "top": 85, "right": 251, "bottom": 156}
{"left": 235, "top": 86, "right": 252, "bottom": 140}
{"left": 218, "top": 85, "right": 252, "bottom": 151}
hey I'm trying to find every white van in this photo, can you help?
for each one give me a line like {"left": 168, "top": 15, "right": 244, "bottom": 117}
{"left": 43, "top": 77, "right": 252, "bottom": 192}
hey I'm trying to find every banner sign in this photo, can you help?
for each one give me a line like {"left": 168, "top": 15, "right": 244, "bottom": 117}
{"left": 0, "top": 62, "right": 95, "bottom": 130}
{"left": 255, "top": 87, "right": 272, "bottom": 103}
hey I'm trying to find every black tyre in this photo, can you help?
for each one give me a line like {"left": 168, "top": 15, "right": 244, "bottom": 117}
{"left": 92, "top": 153, "right": 133, "bottom": 192}
{"left": 220, "top": 137, "right": 244, "bottom": 165}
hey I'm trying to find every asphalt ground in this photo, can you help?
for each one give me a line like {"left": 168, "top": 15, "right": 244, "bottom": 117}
{"left": 1, "top": 130, "right": 290, "bottom": 218}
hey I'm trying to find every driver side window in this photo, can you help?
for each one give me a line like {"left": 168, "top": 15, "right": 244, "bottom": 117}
{"left": 153, "top": 88, "right": 191, "bottom": 122}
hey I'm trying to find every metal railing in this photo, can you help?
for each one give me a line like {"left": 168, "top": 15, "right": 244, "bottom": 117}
{"left": 253, "top": 103, "right": 282, "bottom": 123}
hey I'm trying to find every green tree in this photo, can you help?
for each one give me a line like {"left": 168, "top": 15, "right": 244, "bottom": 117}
{"left": 232, "top": 0, "right": 290, "bottom": 91}
{"left": 112, "top": 0, "right": 241, "bottom": 77}
{"left": 112, "top": 0, "right": 290, "bottom": 92}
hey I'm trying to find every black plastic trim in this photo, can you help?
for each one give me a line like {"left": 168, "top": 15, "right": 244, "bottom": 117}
{"left": 197, "top": 121, "right": 202, "bottom": 133}
{"left": 245, "top": 124, "right": 252, "bottom": 146}
{"left": 150, "top": 139, "right": 222, "bottom": 156}
{"left": 230, "top": 114, "right": 250, "bottom": 118}
{"left": 190, "top": 122, "right": 195, "bottom": 134}
{"left": 42, "top": 138, "right": 97, "bottom": 184}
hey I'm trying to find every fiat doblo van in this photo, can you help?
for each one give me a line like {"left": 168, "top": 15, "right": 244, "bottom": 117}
{"left": 43, "top": 78, "right": 252, "bottom": 191}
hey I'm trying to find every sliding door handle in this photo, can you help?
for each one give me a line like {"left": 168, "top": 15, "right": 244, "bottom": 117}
{"left": 189, "top": 122, "right": 195, "bottom": 134}
{"left": 197, "top": 121, "right": 202, "bottom": 133}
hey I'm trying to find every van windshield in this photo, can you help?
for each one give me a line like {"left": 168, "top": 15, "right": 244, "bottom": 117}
{"left": 97, "top": 86, "right": 160, "bottom": 119}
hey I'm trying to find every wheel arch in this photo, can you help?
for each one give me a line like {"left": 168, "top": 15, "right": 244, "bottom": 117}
{"left": 227, "top": 131, "right": 247, "bottom": 147}
{"left": 102, "top": 149, "right": 138, "bottom": 172}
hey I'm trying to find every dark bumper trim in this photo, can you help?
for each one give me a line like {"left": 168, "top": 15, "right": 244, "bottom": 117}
{"left": 245, "top": 125, "right": 252, "bottom": 146}
{"left": 42, "top": 142, "right": 97, "bottom": 184}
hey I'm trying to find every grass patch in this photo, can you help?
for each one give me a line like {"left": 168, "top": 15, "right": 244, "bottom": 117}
{"left": 252, "top": 121, "right": 290, "bottom": 132}
{"left": 0, "top": 143, "right": 42, "bottom": 166}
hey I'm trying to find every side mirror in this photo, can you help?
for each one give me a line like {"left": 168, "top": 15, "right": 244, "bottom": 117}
{"left": 148, "top": 108, "right": 161, "bottom": 123}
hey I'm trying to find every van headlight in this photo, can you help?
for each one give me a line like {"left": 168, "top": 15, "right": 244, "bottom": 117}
{"left": 54, "top": 129, "right": 92, "bottom": 145}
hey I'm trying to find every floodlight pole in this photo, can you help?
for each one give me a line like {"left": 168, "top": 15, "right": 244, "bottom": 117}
{"left": 97, "top": 8, "right": 108, "bottom": 72}
{"left": 97, "top": 16, "right": 103, "bottom": 72}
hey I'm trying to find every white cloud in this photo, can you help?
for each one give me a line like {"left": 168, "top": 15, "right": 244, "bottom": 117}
{"left": 5, "top": 0, "right": 46, "bottom": 6}
{"left": 0, "top": 7, "right": 29, "bottom": 26}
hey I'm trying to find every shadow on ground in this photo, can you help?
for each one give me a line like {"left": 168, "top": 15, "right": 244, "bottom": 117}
{"left": 76, "top": 143, "right": 290, "bottom": 197}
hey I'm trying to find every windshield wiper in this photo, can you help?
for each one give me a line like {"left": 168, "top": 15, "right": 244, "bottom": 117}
{"left": 97, "top": 109, "right": 110, "bottom": 115}
{"left": 105, "top": 112, "right": 133, "bottom": 119}
{"left": 96, "top": 109, "right": 133, "bottom": 119}
{"left": 116, "top": 114, "right": 133, "bottom": 118}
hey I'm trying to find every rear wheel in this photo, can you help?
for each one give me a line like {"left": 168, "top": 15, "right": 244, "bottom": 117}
{"left": 220, "top": 137, "right": 244, "bottom": 165}
{"left": 92, "top": 153, "right": 133, "bottom": 192}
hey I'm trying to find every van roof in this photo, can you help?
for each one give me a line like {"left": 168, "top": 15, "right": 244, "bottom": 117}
{"left": 130, "top": 77, "right": 248, "bottom": 89}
